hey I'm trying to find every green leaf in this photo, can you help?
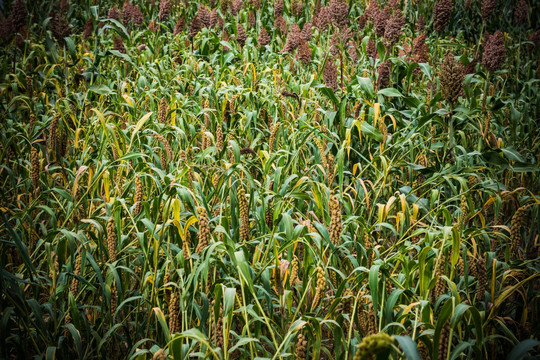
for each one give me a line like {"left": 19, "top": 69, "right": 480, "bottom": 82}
{"left": 360, "top": 121, "right": 383, "bottom": 142}
{"left": 64, "top": 323, "right": 83, "bottom": 359}
{"left": 433, "top": 299, "right": 454, "bottom": 360}
{"left": 506, "top": 339, "right": 540, "bottom": 360}
{"left": 369, "top": 264, "right": 381, "bottom": 319}
{"left": 228, "top": 337, "right": 260, "bottom": 354}
{"left": 385, "top": 289, "right": 404, "bottom": 324}
{"left": 223, "top": 287, "right": 236, "bottom": 316}
{"left": 378, "top": 88, "right": 403, "bottom": 97}
{"left": 100, "top": 19, "right": 130, "bottom": 39}
{"left": 178, "top": 328, "right": 219, "bottom": 359}
{"left": 483, "top": 151, "right": 508, "bottom": 166}
{"left": 2, "top": 213, "right": 35, "bottom": 277}
{"left": 450, "top": 341, "right": 473, "bottom": 360}
{"left": 501, "top": 147, "right": 526, "bottom": 163}
{"left": 108, "top": 49, "right": 133, "bottom": 64}
{"left": 88, "top": 84, "right": 113, "bottom": 95}
{"left": 130, "top": 112, "right": 153, "bottom": 145}
{"left": 118, "top": 152, "right": 148, "bottom": 161}
{"left": 338, "top": 97, "right": 347, "bottom": 138}
{"left": 376, "top": 41, "right": 386, "bottom": 59}
{"left": 318, "top": 86, "right": 339, "bottom": 108}
{"left": 235, "top": 251, "right": 254, "bottom": 293}
{"left": 64, "top": 37, "right": 77, "bottom": 60}
{"left": 152, "top": 307, "right": 170, "bottom": 342}
{"left": 45, "top": 37, "right": 59, "bottom": 63}
{"left": 98, "top": 323, "right": 124, "bottom": 352}
{"left": 46, "top": 346, "right": 56, "bottom": 360}
{"left": 395, "top": 335, "right": 421, "bottom": 360}
{"left": 169, "top": 334, "right": 183, "bottom": 360}
{"left": 357, "top": 76, "right": 374, "bottom": 98}
{"left": 418, "top": 63, "right": 432, "bottom": 78}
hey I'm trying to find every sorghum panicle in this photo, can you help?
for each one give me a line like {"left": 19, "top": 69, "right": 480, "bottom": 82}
{"left": 169, "top": 292, "right": 180, "bottom": 334}
{"left": 107, "top": 217, "right": 117, "bottom": 262}
{"left": 238, "top": 186, "right": 249, "bottom": 241}
{"left": 353, "top": 332, "right": 395, "bottom": 360}
{"left": 482, "top": 31, "right": 506, "bottom": 72}
{"left": 323, "top": 58, "right": 338, "bottom": 91}
{"left": 440, "top": 52, "right": 464, "bottom": 107}
{"left": 295, "top": 333, "right": 308, "bottom": 359}
{"left": 311, "top": 266, "right": 325, "bottom": 310}
{"left": 195, "top": 206, "right": 210, "bottom": 254}
{"left": 433, "top": 0, "right": 452, "bottom": 33}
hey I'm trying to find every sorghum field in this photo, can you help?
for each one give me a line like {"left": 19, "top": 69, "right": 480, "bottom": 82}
{"left": 1, "top": 0, "right": 539, "bottom": 359}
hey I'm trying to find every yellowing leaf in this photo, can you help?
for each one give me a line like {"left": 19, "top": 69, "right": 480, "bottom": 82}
{"left": 382, "top": 113, "right": 397, "bottom": 130}
{"left": 130, "top": 112, "right": 153, "bottom": 146}
{"left": 399, "top": 193, "right": 407, "bottom": 214}
{"left": 373, "top": 102, "right": 380, "bottom": 127}
{"left": 72, "top": 166, "right": 89, "bottom": 200}
{"left": 400, "top": 302, "right": 421, "bottom": 324}
{"left": 74, "top": 128, "right": 82, "bottom": 149}
{"left": 377, "top": 203, "right": 385, "bottom": 223}
{"left": 385, "top": 196, "right": 396, "bottom": 218}
{"left": 172, "top": 198, "right": 181, "bottom": 223}
{"left": 103, "top": 170, "right": 110, "bottom": 202}
{"left": 358, "top": 178, "right": 370, "bottom": 210}
{"left": 352, "top": 163, "right": 359, "bottom": 176}
{"left": 182, "top": 215, "right": 199, "bottom": 242}
{"left": 354, "top": 119, "right": 362, "bottom": 142}
{"left": 122, "top": 93, "right": 134, "bottom": 107}
{"left": 412, "top": 203, "right": 419, "bottom": 222}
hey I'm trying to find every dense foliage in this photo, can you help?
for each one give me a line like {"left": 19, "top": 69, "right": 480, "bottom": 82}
{"left": 1, "top": 0, "right": 539, "bottom": 359}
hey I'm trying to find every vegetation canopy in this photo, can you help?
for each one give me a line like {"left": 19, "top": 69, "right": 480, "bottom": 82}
{"left": 0, "top": 0, "right": 539, "bottom": 359}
